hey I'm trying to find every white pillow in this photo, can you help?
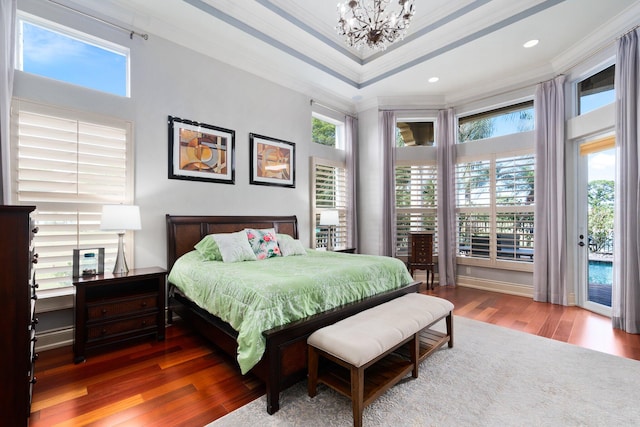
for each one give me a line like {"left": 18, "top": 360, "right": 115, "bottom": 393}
{"left": 277, "top": 234, "right": 307, "bottom": 256}
{"left": 213, "top": 231, "right": 257, "bottom": 263}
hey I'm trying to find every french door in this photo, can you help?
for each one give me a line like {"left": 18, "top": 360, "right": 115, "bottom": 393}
{"left": 577, "top": 135, "right": 615, "bottom": 316}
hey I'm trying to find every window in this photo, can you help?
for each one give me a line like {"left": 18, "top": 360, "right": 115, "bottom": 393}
{"left": 456, "top": 154, "right": 534, "bottom": 266}
{"left": 458, "top": 102, "right": 534, "bottom": 143}
{"left": 11, "top": 100, "right": 133, "bottom": 292}
{"left": 312, "top": 114, "right": 344, "bottom": 148}
{"left": 16, "top": 14, "right": 129, "bottom": 97}
{"left": 311, "top": 158, "right": 347, "bottom": 249}
{"left": 578, "top": 65, "right": 615, "bottom": 115}
{"left": 396, "top": 120, "right": 435, "bottom": 147}
{"left": 395, "top": 162, "right": 438, "bottom": 255}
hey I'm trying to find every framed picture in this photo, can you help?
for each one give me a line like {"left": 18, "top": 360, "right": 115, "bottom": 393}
{"left": 168, "top": 116, "right": 235, "bottom": 184}
{"left": 72, "top": 248, "right": 105, "bottom": 278}
{"left": 249, "top": 133, "right": 295, "bottom": 188}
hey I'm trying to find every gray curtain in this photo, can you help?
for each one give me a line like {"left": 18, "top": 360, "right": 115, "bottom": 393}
{"left": 345, "top": 115, "right": 359, "bottom": 250}
{"left": 612, "top": 29, "right": 640, "bottom": 333}
{"left": 1, "top": 0, "right": 16, "bottom": 204}
{"left": 533, "top": 75, "right": 568, "bottom": 305}
{"left": 381, "top": 110, "right": 396, "bottom": 257}
{"left": 436, "top": 108, "right": 456, "bottom": 285}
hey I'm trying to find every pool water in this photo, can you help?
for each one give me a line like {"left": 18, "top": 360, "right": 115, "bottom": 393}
{"left": 589, "top": 260, "right": 613, "bottom": 285}
{"left": 588, "top": 260, "right": 612, "bottom": 306}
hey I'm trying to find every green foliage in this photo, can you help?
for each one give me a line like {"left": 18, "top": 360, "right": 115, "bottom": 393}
{"left": 312, "top": 117, "right": 336, "bottom": 147}
{"left": 459, "top": 118, "right": 494, "bottom": 142}
{"left": 587, "top": 180, "right": 614, "bottom": 252}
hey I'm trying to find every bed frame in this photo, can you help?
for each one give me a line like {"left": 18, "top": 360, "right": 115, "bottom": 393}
{"left": 166, "top": 214, "right": 420, "bottom": 414}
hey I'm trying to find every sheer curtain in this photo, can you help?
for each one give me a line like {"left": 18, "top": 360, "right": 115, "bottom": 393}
{"left": 380, "top": 111, "right": 396, "bottom": 257}
{"left": 345, "top": 115, "right": 359, "bottom": 250}
{"left": 612, "top": 28, "right": 640, "bottom": 334}
{"left": 0, "top": 0, "right": 17, "bottom": 204}
{"left": 533, "top": 75, "right": 568, "bottom": 305}
{"left": 436, "top": 108, "right": 456, "bottom": 285}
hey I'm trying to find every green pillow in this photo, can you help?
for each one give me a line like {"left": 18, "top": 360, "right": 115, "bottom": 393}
{"left": 194, "top": 234, "right": 222, "bottom": 261}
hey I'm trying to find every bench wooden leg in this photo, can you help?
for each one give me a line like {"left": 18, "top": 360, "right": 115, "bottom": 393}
{"left": 351, "top": 365, "right": 364, "bottom": 427}
{"left": 411, "top": 333, "right": 419, "bottom": 378}
{"left": 446, "top": 312, "right": 454, "bottom": 348}
{"left": 308, "top": 345, "right": 319, "bottom": 398}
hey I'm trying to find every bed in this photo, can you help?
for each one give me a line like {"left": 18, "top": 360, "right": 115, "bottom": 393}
{"left": 166, "top": 214, "right": 420, "bottom": 414}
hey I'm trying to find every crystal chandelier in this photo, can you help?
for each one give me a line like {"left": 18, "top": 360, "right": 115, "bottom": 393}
{"left": 337, "top": 0, "right": 415, "bottom": 50}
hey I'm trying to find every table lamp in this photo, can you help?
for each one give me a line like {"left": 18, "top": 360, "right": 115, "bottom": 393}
{"left": 100, "top": 204, "right": 141, "bottom": 274}
{"left": 319, "top": 210, "right": 340, "bottom": 251}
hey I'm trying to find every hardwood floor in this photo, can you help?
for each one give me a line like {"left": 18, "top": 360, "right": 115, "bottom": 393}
{"left": 30, "top": 285, "right": 640, "bottom": 426}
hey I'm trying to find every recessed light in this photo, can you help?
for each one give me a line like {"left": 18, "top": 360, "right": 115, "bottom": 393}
{"left": 428, "top": 77, "right": 439, "bottom": 83}
{"left": 523, "top": 39, "right": 539, "bottom": 48}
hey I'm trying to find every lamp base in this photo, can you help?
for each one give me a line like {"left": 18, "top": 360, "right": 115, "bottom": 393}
{"left": 113, "top": 232, "right": 129, "bottom": 275}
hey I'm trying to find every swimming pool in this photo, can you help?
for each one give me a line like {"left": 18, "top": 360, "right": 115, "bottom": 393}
{"left": 588, "top": 260, "right": 612, "bottom": 306}
{"left": 589, "top": 260, "right": 613, "bottom": 285}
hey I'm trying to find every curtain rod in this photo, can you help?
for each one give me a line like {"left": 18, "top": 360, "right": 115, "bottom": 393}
{"left": 47, "top": 0, "right": 149, "bottom": 40}
{"left": 310, "top": 99, "right": 356, "bottom": 118}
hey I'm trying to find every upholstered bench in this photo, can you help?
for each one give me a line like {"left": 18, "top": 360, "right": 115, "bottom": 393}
{"left": 307, "top": 293, "right": 454, "bottom": 427}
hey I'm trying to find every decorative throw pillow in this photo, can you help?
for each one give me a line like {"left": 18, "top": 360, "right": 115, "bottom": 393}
{"left": 213, "top": 231, "right": 257, "bottom": 263}
{"left": 194, "top": 234, "right": 222, "bottom": 261}
{"left": 246, "top": 228, "right": 281, "bottom": 260}
{"left": 276, "top": 233, "right": 307, "bottom": 256}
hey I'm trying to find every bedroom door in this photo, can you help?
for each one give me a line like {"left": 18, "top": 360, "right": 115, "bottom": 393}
{"left": 577, "top": 136, "right": 615, "bottom": 316}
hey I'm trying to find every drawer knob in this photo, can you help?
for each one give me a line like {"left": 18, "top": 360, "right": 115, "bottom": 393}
{"left": 30, "top": 377, "right": 37, "bottom": 385}
{"left": 101, "top": 308, "right": 107, "bottom": 314}
{"left": 32, "top": 226, "right": 39, "bottom": 234}
{"left": 32, "top": 317, "right": 39, "bottom": 325}
{"left": 32, "top": 353, "right": 39, "bottom": 362}
{"left": 101, "top": 329, "right": 107, "bottom": 335}
{"left": 141, "top": 320, "right": 147, "bottom": 326}
{"left": 31, "top": 294, "right": 38, "bottom": 301}
{"left": 141, "top": 301, "right": 147, "bottom": 307}
{"left": 31, "top": 336, "right": 37, "bottom": 343}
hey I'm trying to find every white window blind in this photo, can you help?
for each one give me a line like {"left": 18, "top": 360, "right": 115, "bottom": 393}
{"left": 395, "top": 162, "right": 438, "bottom": 255}
{"left": 455, "top": 154, "right": 534, "bottom": 264}
{"left": 311, "top": 158, "right": 347, "bottom": 249}
{"left": 12, "top": 101, "right": 133, "bottom": 291}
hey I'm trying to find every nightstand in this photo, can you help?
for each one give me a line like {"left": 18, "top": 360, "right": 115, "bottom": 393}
{"left": 73, "top": 267, "right": 166, "bottom": 363}
{"left": 333, "top": 247, "right": 356, "bottom": 253}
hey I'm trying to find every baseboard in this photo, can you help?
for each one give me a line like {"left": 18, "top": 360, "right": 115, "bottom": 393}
{"left": 36, "top": 328, "right": 73, "bottom": 352}
{"left": 455, "top": 275, "right": 534, "bottom": 298}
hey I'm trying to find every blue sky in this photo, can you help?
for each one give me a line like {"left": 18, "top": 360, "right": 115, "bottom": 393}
{"left": 21, "top": 21, "right": 127, "bottom": 97}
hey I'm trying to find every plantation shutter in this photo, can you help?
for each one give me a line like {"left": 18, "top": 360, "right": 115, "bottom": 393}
{"left": 395, "top": 162, "right": 438, "bottom": 255}
{"left": 12, "top": 100, "right": 133, "bottom": 291}
{"left": 312, "top": 158, "right": 347, "bottom": 249}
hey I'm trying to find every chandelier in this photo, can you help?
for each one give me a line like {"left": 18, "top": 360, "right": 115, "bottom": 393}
{"left": 337, "top": 0, "right": 415, "bottom": 50}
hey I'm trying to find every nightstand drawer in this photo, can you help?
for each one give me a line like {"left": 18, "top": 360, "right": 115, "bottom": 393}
{"left": 87, "top": 294, "right": 158, "bottom": 321}
{"left": 87, "top": 313, "right": 158, "bottom": 341}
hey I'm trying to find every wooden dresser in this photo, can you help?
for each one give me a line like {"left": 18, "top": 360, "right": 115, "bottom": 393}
{"left": 73, "top": 267, "right": 166, "bottom": 363}
{"left": 407, "top": 231, "right": 435, "bottom": 289}
{"left": 0, "top": 205, "right": 38, "bottom": 426}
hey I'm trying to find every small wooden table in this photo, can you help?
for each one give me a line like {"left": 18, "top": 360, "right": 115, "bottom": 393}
{"left": 73, "top": 267, "right": 166, "bottom": 363}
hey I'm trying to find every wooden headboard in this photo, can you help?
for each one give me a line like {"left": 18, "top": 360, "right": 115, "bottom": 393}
{"left": 166, "top": 214, "right": 299, "bottom": 270}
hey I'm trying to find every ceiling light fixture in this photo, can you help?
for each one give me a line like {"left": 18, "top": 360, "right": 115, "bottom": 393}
{"left": 337, "top": 0, "right": 415, "bottom": 50}
{"left": 523, "top": 39, "right": 539, "bottom": 48}
{"left": 428, "top": 77, "right": 439, "bottom": 83}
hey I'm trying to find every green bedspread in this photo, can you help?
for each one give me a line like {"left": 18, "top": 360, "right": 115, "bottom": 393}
{"left": 168, "top": 249, "right": 414, "bottom": 373}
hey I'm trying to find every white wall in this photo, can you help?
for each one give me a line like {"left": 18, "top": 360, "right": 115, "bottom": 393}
{"left": 15, "top": 0, "right": 314, "bottom": 270}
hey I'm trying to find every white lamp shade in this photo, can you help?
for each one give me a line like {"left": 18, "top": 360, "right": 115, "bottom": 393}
{"left": 100, "top": 205, "right": 141, "bottom": 231}
{"left": 319, "top": 210, "right": 340, "bottom": 226}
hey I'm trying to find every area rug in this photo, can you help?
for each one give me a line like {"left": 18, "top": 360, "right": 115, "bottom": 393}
{"left": 208, "top": 316, "right": 640, "bottom": 426}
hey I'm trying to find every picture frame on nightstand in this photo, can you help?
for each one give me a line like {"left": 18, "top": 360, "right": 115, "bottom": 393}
{"left": 72, "top": 248, "right": 105, "bottom": 278}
